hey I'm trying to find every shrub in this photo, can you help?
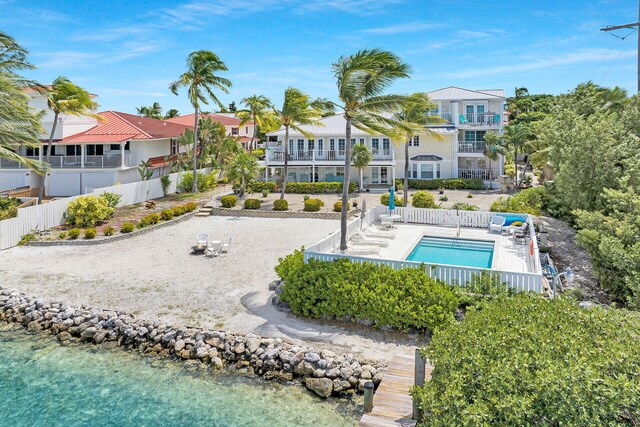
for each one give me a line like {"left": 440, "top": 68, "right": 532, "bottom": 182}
{"left": 278, "top": 255, "right": 458, "bottom": 332}
{"left": 451, "top": 202, "right": 479, "bottom": 211}
{"left": 412, "top": 191, "right": 435, "bottom": 208}
{"left": 103, "top": 226, "right": 114, "bottom": 236}
{"left": 504, "top": 163, "right": 516, "bottom": 178}
{"left": 177, "top": 172, "right": 215, "bottom": 193}
{"left": 66, "top": 195, "right": 114, "bottom": 227}
{"left": 352, "top": 200, "right": 358, "bottom": 208}
{"left": 284, "top": 181, "right": 356, "bottom": 194}
{"left": 220, "top": 195, "right": 237, "bottom": 208}
{"left": 99, "top": 191, "right": 121, "bottom": 208}
{"left": 303, "top": 195, "right": 310, "bottom": 201}
{"left": 160, "top": 175, "right": 171, "bottom": 196}
{"left": 333, "top": 201, "right": 350, "bottom": 212}
{"left": 182, "top": 201, "right": 198, "bottom": 213}
{"left": 84, "top": 228, "right": 97, "bottom": 239}
{"left": 58, "top": 232, "right": 67, "bottom": 240}
{"left": 439, "top": 196, "right": 448, "bottom": 202}
{"left": 68, "top": 228, "right": 81, "bottom": 239}
{"left": 303, "top": 198, "right": 323, "bottom": 212}
{"left": 246, "top": 181, "right": 277, "bottom": 194}
{"left": 0, "top": 197, "right": 20, "bottom": 221}
{"left": 413, "top": 296, "right": 640, "bottom": 426}
{"left": 273, "top": 199, "right": 289, "bottom": 211}
{"left": 18, "top": 233, "right": 35, "bottom": 245}
{"left": 395, "top": 178, "right": 485, "bottom": 191}
{"left": 138, "top": 213, "right": 160, "bottom": 228}
{"left": 244, "top": 198, "right": 261, "bottom": 209}
{"left": 120, "top": 222, "right": 135, "bottom": 233}
{"left": 261, "top": 189, "right": 270, "bottom": 198}
{"left": 160, "top": 209, "right": 174, "bottom": 221}
{"left": 466, "top": 193, "right": 474, "bottom": 198}
{"left": 490, "top": 187, "right": 545, "bottom": 215}
{"left": 380, "top": 193, "right": 404, "bottom": 207}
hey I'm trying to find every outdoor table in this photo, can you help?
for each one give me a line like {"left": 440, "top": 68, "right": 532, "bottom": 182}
{"left": 379, "top": 213, "right": 402, "bottom": 228}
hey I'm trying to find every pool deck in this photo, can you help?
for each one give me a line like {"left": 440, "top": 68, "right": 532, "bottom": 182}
{"left": 372, "top": 223, "right": 530, "bottom": 274}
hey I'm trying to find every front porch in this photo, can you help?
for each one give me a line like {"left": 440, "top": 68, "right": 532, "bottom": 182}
{"left": 264, "top": 165, "right": 395, "bottom": 187}
{"left": 1, "top": 143, "right": 136, "bottom": 170}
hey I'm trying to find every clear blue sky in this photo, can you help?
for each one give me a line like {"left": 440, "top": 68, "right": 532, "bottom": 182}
{"left": 2, "top": 0, "right": 638, "bottom": 114}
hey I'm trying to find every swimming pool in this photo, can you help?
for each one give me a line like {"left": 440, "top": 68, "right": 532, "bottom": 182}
{"left": 406, "top": 236, "right": 494, "bottom": 268}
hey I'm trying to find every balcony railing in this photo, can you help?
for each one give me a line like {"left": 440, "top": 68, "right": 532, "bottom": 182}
{"left": 0, "top": 154, "right": 135, "bottom": 169}
{"left": 459, "top": 112, "right": 501, "bottom": 126}
{"left": 458, "top": 141, "right": 486, "bottom": 153}
{"left": 458, "top": 168, "right": 501, "bottom": 180}
{"left": 426, "top": 112, "right": 453, "bottom": 124}
{"left": 266, "top": 148, "right": 393, "bottom": 163}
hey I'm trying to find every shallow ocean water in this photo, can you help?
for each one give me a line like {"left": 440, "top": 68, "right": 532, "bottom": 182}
{"left": 0, "top": 327, "right": 358, "bottom": 427}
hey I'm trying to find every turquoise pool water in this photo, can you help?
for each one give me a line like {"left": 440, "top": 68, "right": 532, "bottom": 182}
{"left": 406, "top": 236, "right": 494, "bottom": 268}
{"left": 0, "top": 327, "right": 357, "bottom": 427}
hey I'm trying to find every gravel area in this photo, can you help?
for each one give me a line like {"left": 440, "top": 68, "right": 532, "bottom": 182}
{"left": 0, "top": 215, "right": 422, "bottom": 361}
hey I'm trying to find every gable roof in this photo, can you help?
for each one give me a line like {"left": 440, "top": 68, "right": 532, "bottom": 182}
{"left": 427, "top": 86, "right": 505, "bottom": 101}
{"left": 61, "top": 111, "right": 190, "bottom": 144}
{"left": 165, "top": 113, "right": 252, "bottom": 127}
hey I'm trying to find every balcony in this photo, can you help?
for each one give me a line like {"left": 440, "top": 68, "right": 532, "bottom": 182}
{"left": 265, "top": 148, "right": 394, "bottom": 163}
{"left": 458, "top": 141, "right": 486, "bottom": 153}
{"left": 459, "top": 112, "right": 501, "bottom": 126}
{"left": 458, "top": 168, "right": 501, "bottom": 180}
{"left": 0, "top": 154, "right": 136, "bottom": 169}
{"left": 426, "top": 112, "right": 453, "bottom": 124}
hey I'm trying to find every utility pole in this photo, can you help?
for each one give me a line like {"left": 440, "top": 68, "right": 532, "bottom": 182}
{"left": 601, "top": 0, "right": 640, "bottom": 92}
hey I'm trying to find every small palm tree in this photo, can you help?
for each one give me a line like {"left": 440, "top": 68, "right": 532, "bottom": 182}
{"left": 482, "top": 131, "right": 504, "bottom": 182}
{"left": 503, "top": 123, "right": 531, "bottom": 187}
{"left": 332, "top": 48, "right": 412, "bottom": 250}
{"left": 236, "top": 95, "right": 279, "bottom": 152}
{"left": 275, "top": 87, "right": 323, "bottom": 199}
{"left": 170, "top": 50, "right": 232, "bottom": 193}
{"left": 351, "top": 143, "right": 372, "bottom": 191}
{"left": 394, "top": 93, "right": 445, "bottom": 205}
{"left": 227, "top": 152, "right": 259, "bottom": 196}
{"left": 163, "top": 108, "right": 179, "bottom": 119}
{"left": 136, "top": 102, "right": 163, "bottom": 119}
{"left": 40, "top": 76, "right": 99, "bottom": 201}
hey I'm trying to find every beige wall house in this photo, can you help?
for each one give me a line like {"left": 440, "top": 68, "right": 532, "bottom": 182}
{"left": 165, "top": 113, "right": 255, "bottom": 149}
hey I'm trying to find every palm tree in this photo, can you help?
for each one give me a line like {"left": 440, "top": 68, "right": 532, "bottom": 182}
{"left": 170, "top": 50, "right": 232, "bottom": 193}
{"left": 236, "top": 95, "right": 278, "bottom": 152}
{"left": 482, "top": 131, "right": 504, "bottom": 182}
{"left": 226, "top": 152, "right": 259, "bottom": 196}
{"left": 394, "top": 93, "right": 445, "bottom": 205}
{"left": 332, "top": 48, "right": 412, "bottom": 250}
{"left": 164, "top": 108, "right": 179, "bottom": 119}
{"left": 275, "top": 87, "right": 323, "bottom": 199}
{"left": 136, "top": 102, "right": 162, "bottom": 119}
{"left": 502, "top": 123, "right": 531, "bottom": 187}
{"left": 352, "top": 143, "right": 372, "bottom": 191}
{"left": 39, "top": 76, "right": 99, "bottom": 201}
{"left": 0, "top": 31, "right": 47, "bottom": 173}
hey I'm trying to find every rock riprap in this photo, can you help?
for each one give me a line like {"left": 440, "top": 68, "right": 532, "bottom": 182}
{"left": 0, "top": 288, "right": 386, "bottom": 398}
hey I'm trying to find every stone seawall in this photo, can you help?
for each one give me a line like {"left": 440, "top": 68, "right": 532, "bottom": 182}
{"left": 0, "top": 287, "right": 386, "bottom": 398}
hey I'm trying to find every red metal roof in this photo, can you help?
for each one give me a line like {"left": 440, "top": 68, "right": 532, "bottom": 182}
{"left": 62, "top": 111, "right": 190, "bottom": 144}
{"left": 165, "top": 113, "right": 252, "bottom": 127}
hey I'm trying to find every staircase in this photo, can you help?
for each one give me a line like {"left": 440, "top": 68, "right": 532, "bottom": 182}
{"left": 194, "top": 203, "right": 214, "bottom": 217}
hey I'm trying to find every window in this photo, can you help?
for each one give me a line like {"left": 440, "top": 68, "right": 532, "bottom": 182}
{"left": 420, "top": 163, "right": 434, "bottom": 179}
{"left": 371, "top": 138, "right": 379, "bottom": 154}
{"left": 66, "top": 145, "right": 79, "bottom": 156}
{"left": 232, "top": 127, "right": 239, "bottom": 135}
{"left": 289, "top": 139, "right": 294, "bottom": 153}
{"left": 338, "top": 138, "right": 345, "bottom": 153}
{"left": 359, "top": 138, "right": 365, "bottom": 144}
{"left": 329, "top": 138, "right": 335, "bottom": 151}
{"left": 464, "top": 131, "right": 486, "bottom": 142}
{"left": 351, "top": 138, "right": 356, "bottom": 148}
{"left": 382, "top": 138, "right": 390, "bottom": 152}
{"left": 170, "top": 139, "right": 178, "bottom": 155}
{"left": 297, "top": 139, "right": 304, "bottom": 151}
{"left": 110, "top": 144, "right": 120, "bottom": 151}
{"left": 409, "top": 135, "right": 419, "bottom": 147}
{"left": 308, "top": 139, "right": 315, "bottom": 151}
{"left": 317, "top": 139, "right": 323, "bottom": 152}
{"left": 245, "top": 126, "right": 249, "bottom": 134}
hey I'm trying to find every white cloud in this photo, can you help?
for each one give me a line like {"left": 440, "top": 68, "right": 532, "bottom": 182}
{"left": 361, "top": 22, "right": 443, "bottom": 35}
{"left": 445, "top": 49, "right": 636, "bottom": 78}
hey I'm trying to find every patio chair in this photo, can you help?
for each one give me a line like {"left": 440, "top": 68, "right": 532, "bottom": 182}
{"left": 459, "top": 114, "right": 468, "bottom": 124}
{"left": 196, "top": 233, "right": 209, "bottom": 246}
{"left": 220, "top": 237, "right": 232, "bottom": 253}
{"left": 488, "top": 216, "right": 506, "bottom": 234}
{"left": 205, "top": 241, "right": 223, "bottom": 257}
{"left": 510, "top": 223, "right": 528, "bottom": 244}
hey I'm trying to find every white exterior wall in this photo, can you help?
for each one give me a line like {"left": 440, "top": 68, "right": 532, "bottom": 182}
{"left": 0, "top": 171, "right": 31, "bottom": 191}
{"left": 28, "top": 93, "right": 98, "bottom": 140}
{"left": 44, "top": 170, "right": 117, "bottom": 197}
{"left": 129, "top": 139, "right": 171, "bottom": 164}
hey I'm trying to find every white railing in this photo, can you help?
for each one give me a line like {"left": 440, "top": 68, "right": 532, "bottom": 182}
{"left": 265, "top": 148, "right": 394, "bottom": 163}
{"left": 303, "top": 205, "right": 543, "bottom": 293}
{"left": 426, "top": 112, "right": 453, "bottom": 124}
{"left": 457, "top": 141, "right": 485, "bottom": 152}
{"left": 458, "top": 169, "right": 500, "bottom": 180}
{"left": 0, "top": 169, "right": 209, "bottom": 250}
{"left": 459, "top": 112, "right": 501, "bottom": 126}
{"left": 0, "top": 155, "right": 136, "bottom": 169}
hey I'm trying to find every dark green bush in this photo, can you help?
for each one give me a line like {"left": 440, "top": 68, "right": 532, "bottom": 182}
{"left": 411, "top": 190, "right": 435, "bottom": 208}
{"left": 333, "top": 201, "right": 350, "bottom": 212}
{"left": 177, "top": 172, "right": 216, "bottom": 193}
{"left": 220, "top": 195, "right": 237, "bottom": 208}
{"left": 451, "top": 202, "right": 479, "bottom": 211}
{"left": 273, "top": 199, "right": 289, "bottom": 211}
{"left": 99, "top": 191, "right": 121, "bottom": 208}
{"left": 68, "top": 228, "right": 81, "bottom": 239}
{"left": 490, "top": 187, "right": 545, "bottom": 215}
{"left": 413, "top": 296, "right": 640, "bottom": 426}
{"left": 303, "top": 198, "right": 323, "bottom": 212}
{"left": 103, "top": 226, "right": 114, "bottom": 236}
{"left": 247, "top": 181, "right": 278, "bottom": 193}
{"left": 160, "top": 209, "right": 174, "bottom": 221}
{"left": 120, "top": 222, "right": 135, "bottom": 233}
{"left": 138, "top": 213, "right": 160, "bottom": 228}
{"left": 277, "top": 253, "right": 458, "bottom": 332}
{"left": 396, "top": 178, "right": 485, "bottom": 191}
{"left": 83, "top": 228, "right": 97, "bottom": 239}
{"left": 244, "top": 198, "right": 261, "bottom": 209}
{"left": 380, "top": 193, "right": 404, "bottom": 207}
{"left": 58, "top": 232, "right": 67, "bottom": 240}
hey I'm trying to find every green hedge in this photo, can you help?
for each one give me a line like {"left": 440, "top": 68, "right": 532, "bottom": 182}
{"left": 247, "top": 181, "right": 356, "bottom": 194}
{"left": 413, "top": 296, "right": 640, "bottom": 426}
{"left": 333, "top": 201, "right": 350, "bottom": 212}
{"left": 380, "top": 193, "right": 404, "bottom": 207}
{"left": 411, "top": 190, "right": 435, "bottom": 208}
{"left": 220, "top": 195, "right": 237, "bottom": 208}
{"left": 273, "top": 199, "right": 289, "bottom": 211}
{"left": 490, "top": 187, "right": 545, "bottom": 215}
{"left": 277, "top": 252, "right": 458, "bottom": 332}
{"left": 303, "top": 198, "right": 323, "bottom": 212}
{"left": 244, "top": 198, "right": 261, "bottom": 209}
{"left": 396, "top": 178, "right": 485, "bottom": 190}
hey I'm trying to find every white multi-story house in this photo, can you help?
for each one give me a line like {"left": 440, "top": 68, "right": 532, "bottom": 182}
{"left": 263, "top": 86, "right": 505, "bottom": 187}
{"left": 166, "top": 113, "right": 255, "bottom": 149}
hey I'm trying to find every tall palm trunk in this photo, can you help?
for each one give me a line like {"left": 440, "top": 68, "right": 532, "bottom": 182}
{"left": 488, "top": 157, "right": 492, "bottom": 182}
{"left": 513, "top": 147, "right": 518, "bottom": 187}
{"left": 359, "top": 167, "right": 364, "bottom": 191}
{"left": 339, "top": 117, "right": 352, "bottom": 251}
{"left": 249, "top": 114, "right": 257, "bottom": 152}
{"left": 403, "top": 139, "right": 409, "bottom": 207}
{"left": 192, "top": 106, "right": 199, "bottom": 193}
{"left": 280, "top": 126, "right": 289, "bottom": 199}
{"left": 38, "top": 111, "right": 59, "bottom": 203}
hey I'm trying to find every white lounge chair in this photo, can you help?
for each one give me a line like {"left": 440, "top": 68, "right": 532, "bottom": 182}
{"left": 197, "top": 233, "right": 209, "bottom": 245}
{"left": 220, "top": 237, "right": 232, "bottom": 253}
{"left": 488, "top": 216, "right": 506, "bottom": 234}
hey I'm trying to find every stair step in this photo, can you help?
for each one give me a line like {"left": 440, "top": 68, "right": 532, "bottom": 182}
{"left": 199, "top": 207, "right": 213, "bottom": 212}
{"left": 194, "top": 212, "right": 211, "bottom": 217}
{"left": 203, "top": 204, "right": 215, "bottom": 209}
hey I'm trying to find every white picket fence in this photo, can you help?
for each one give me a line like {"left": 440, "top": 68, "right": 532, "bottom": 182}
{"left": 0, "top": 169, "right": 208, "bottom": 250}
{"left": 303, "top": 205, "right": 544, "bottom": 293}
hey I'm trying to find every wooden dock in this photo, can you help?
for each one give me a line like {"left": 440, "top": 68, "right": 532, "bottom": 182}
{"left": 359, "top": 354, "right": 432, "bottom": 427}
